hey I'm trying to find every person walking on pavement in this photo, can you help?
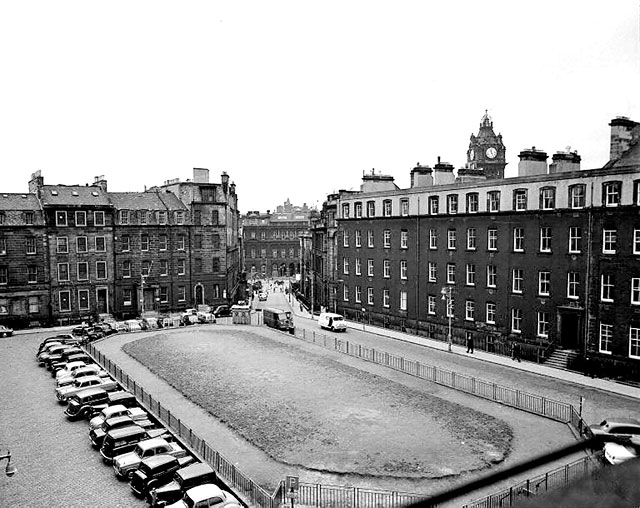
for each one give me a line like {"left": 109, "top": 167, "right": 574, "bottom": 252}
{"left": 466, "top": 334, "right": 474, "bottom": 354}
{"left": 511, "top": 341, "right": 521, "bottom": 362}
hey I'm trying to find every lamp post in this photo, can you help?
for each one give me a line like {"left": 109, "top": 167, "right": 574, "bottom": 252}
{"left": 441, "top": 286, "right": 453, "bottom": 352}
{"left": 1, "top": 450, "right": 17, "bottom": 477}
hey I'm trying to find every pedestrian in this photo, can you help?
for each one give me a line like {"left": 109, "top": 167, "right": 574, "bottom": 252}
{"left": 511, "top": 341, "right": 521, "bottom": 362}
{"left": 466, "top": 334, "right": 474, "bottom": 354}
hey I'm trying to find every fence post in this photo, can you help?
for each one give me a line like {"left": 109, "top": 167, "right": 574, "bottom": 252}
{"left": 493, "top": 382, "right": 497, "bottom": 401}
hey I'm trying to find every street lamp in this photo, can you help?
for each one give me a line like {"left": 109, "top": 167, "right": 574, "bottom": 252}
{"left": 1, "top": 450, "right": 17, "bottom": 477}
{"left": 441, "top": 287, "right": 454, "bottom": 352}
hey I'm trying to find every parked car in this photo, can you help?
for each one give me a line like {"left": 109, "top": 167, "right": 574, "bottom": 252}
{"left": 56, "top": 365, "right": 109, "bottom": 387}
{"left": 197, "top": 311, "right": 216, "bottom": 324}
{"left": 603, "top": 440, "right": 640, "bottom": 465}
{"left": 54, "top": 360, "right": 87, "bottom": 379}
{"left": 166, "top": 484, "right": 241, "bottom": 508}
{"left": 90, "top": 414, "right": 155, "bottom": 448}
{"left": 258, "top": 292, "right": 267, "bottom": 301}
{"left": 129, "top": 455, "right": 188, "bottom": 499}
{"left": 100, "top": 426, "right": 170, "bottom": 464}
{"left": 106, "top": 390, "right": 138, "bottom": 409}
{"left": 45, "top": 346, "right": 84, "bottom": 370}
{"left": 56, "top": 375, "right": 119, "bottom": 403}
{"left": 212, "top": 305, "right": 232, "bottom": 318}
{"left": 37, "top": 343, "right": 66, "bottom": 364}
{"left": 89, "top": 404, "right": 147, "bottom": 431}
{"left": 113, "top": 437, "right": 188, "bottom": 480}
{"left": 37, "top": 334, "right": 80, "bottom": 356}
{"left": 589, "top": 419, "right": 640, "bottom": 442}
{"left": 180, "top": 313, "right": 199, "bottom": 326}
{"left": 148, "top": 462, "right": 217, "bottom": 508}
{"left": 318, "top": 312, "right": 347, "bottom": 332}
{"left": 64, "top": 387, "right": 111, "bottom": 420}
{"left": 0, "top": 324, "right": 13, "bottom": 337}
{"left": 50, "top": 351, "right": 93, "bottom": 373}
{"left": 113, "top": 322, "right": 130, "bottom": 333}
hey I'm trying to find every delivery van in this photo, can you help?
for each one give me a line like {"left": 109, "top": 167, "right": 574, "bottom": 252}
{"left": 318, "top": 312, "right": 347, "bottom": 332}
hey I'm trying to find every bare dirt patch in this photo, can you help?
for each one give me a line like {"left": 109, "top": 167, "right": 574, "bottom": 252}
{"left": 123, "top": 329, "right": 513, "bottom": 479}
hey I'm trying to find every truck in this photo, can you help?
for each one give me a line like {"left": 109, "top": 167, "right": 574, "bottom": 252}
{"left": 262, "top": 307, "right": 294, "bottom": 333}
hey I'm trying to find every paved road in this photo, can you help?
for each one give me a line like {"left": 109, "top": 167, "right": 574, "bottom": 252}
{"left": 0, "top": 331, "right": 147, "bottom": 508}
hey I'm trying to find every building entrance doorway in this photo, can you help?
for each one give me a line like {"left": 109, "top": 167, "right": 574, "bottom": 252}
{"left": 558, "top": 309, "right": 582, "bottom": 350}
{"left": 194, "top": 284, "right": 204, "bottom": 306}
{"left": 96, "top": 288, "right": 108, "bottom": 314}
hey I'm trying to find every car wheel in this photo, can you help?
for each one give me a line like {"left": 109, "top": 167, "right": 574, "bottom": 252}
{"left": 127, "top": 470, "right": 135, "bottom": 480}
{"left": 1, "top": 332, "right": 5, "bottom": 338}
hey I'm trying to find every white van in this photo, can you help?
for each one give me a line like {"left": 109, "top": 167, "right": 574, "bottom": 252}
{"left": 318, "top": 312, "right": 347, "bottom": 332}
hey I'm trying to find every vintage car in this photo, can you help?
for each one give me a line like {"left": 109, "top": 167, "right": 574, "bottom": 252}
{"left": 100, "top": 426, "right": 170, "bottom": 464}
{"left": 148, "top": 462, "right": 217, "bottom": 508}
{"left": 37, "top": 344, "right": 67, "bottom": 365}
{"left": 37, "top": 335, "right": 80, "bottom": 356}
{"left": 49, "top": 351, "right": 92, "bottom": 373}
{"left": 54, "top": 360, "right": 87, "bottom": 379}
{"left": 90, "top": 414, "right": 154, "bottom": 448}
{"left": 56, "top": 365, "right": 109, "bottom": 387}
{"left": 113, "top": 437, "right": 189, "bottom": 480}
{"left": 0, "top": 324, "right": 13, "bottom": 337}
{"left": 89, "top": 404, "right": 146, "bottom": 430}
{"left": 44, "top": 345, "right": 83, "bottom": 368}
{"left": 603, "top": 440, "right": 640, "bottom": 465}
{"left": 212, "top": 305, "right": 232, "bottom": 318}
{"left": 589, "top": 419, "right": 640, "bottom": 442}
{"left": 56, "top": 375, "right": 119, "bottom": 403}
{"left": 166, "top": 484, "right": 241, "bottom": 508}
{"left": 64, "top": 387, "right": 111, "bottom": 420}
{"left": 129, "top": 455, "right": 185, "bottom": 499}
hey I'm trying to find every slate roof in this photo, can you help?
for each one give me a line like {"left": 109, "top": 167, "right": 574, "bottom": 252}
{"left": 0, "top": 193, "right": 42, "bottom": 211}
{"left": 38, "top": 185, "right": 111, "bottom": 206}
{"left": 109, "top": 190, "right": 187, "bottom": 211}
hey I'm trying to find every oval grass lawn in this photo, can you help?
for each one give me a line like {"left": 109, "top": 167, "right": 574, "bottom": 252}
{"left": 123, "top": 329, "right": 512, "bottom": 479}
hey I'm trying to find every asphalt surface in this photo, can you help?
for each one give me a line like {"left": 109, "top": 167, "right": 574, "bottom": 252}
{"left": 0, "top": 331, "right": 148, "bottom": 508}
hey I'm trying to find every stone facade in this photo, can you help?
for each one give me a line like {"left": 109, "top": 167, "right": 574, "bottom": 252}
{"left": 0, "top": 169, "right": 241, "bottom": 327}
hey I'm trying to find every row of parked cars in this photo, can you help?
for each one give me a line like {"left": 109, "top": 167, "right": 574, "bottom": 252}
{"left": 69, "top": 306, "right": 234, "bottom": 342}
{"left": 37, "top": 333, "right": 244, "bottom": 508}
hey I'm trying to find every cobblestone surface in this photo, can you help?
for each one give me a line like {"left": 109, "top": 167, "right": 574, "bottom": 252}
{"left": 0, "top": 331, "right": 147, "bottom": 508}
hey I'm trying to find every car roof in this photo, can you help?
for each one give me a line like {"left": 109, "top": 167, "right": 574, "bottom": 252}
{"left": 137, "top": 437, "right": 168, "bottom": 450}
{"left": 178, "top": 462, "right": 214, "bottom": 480}
{"left": 142, "top": 454, "right": 178, "bottom": 468}
{"left": 74, "top": 387, "right": 108, "bottom": 399}
{"left": 107, "top": 425, "right": 147, "bottom": 438}
{"left": 186, "top": 484, "right": 225, "bottom": 502}
{"left": 602, "top": 418, "right": 640, "bottom": 427}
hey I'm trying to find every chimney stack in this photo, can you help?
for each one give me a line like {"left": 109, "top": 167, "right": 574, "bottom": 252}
{"left": 549, "top": 151, "right": 581, "bottom": 174}
{"left": 609, "top": 116, "right": 640, "bottom": 162}
{"left": 410, "top": 163, "right": 433, "bottom": 188}
{"left": 518, "top": 147, "right": 548, "bottom": 176}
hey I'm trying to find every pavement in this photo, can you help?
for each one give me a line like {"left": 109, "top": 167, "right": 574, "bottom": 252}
{"left": 286, "top": 299, "right": 640, "bottom": 401}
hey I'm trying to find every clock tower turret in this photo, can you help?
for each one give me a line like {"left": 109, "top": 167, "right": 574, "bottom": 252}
{"left": 463, "top": 110, "right": 507, "bottom": 180}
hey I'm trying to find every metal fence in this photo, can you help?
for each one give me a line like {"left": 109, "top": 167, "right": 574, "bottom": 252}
{"left": 462, "top": 454, "right": 600, "bottom": 508}
{"left": 85, "top": 343, "right": 280, "bottom": 508}
{"left": 293, "top": 328, "right": 588, "bottom": 430}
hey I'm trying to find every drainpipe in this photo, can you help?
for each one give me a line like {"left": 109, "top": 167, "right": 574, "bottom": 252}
{"left": 414, "top": 197, "right": 420, "bottom": 334}
{"left": 584, "top": 182, "right": 594, "bottom": 356}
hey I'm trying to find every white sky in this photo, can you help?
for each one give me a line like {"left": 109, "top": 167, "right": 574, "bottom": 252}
{"left": 1, "top": 1, "right": 639, "bottom": 212}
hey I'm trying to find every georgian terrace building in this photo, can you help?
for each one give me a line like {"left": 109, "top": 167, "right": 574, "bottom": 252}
{"left": 335, "top": 116, "right": 640, "bottom": 378}
{"left": 0, "top": 168, "right": 242, "bottom": 328}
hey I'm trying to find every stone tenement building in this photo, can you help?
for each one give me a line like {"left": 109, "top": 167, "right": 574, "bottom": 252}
{"left": 310, "top": 114, "right": 640, "bottom": 378}
{"left": 241, "top": 199, "right": 316, "bottom": 279}
{"left": 0, "top": 168, "right": 242, "bottom": 327}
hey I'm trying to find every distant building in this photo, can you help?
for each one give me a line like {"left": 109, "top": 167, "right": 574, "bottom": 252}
{"left": 333, "top": 114, "right": 640, "bottom": 379}
{"left": 241, "top": 200, "right": 316, "bottom": 279}
{"left": 0, "top": 168, "right": 241, "bottom": 327}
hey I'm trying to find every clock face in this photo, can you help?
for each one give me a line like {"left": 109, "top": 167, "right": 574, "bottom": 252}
{"left": 469, "top": 149, "right": 475, "bottom": 160}
{"left": 486, "top": 147, "right": 497, "bottom": 159}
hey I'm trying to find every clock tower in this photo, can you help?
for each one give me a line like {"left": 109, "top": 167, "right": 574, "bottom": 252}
{"left": 462, "top": 110, "right": 506, "bottom": 180}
